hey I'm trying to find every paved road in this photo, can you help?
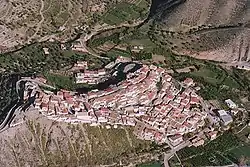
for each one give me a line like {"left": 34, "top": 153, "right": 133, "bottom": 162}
{"left": 0, "top": 104, "right": 24, "bottom": 132}
{"left": 0, "top": 101, "right": 19, "bottom": 131}
{"left": 16, "top": 78, "right": 55, "bottom": 92}
{"left": 0, "top": 77, "right": 27, "bottom": 131}
{"left": 0, "top": 78, "right": 56, "bottom": 132}
{"left": 235, "top": 124, "right": 248, "bottom": 134}
{"left": 79, "top": 20, "right": 146, "bottom": 60}
{"left": 164, "top": 138, "right": 191, "bottom": 167}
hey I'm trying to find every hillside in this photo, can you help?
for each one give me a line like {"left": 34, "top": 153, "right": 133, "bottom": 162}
{"left": 151, "top": 0, "right": 250, "bottom": 65}
{"left": 0, "top": 110, "right": 161, "bottom": 167}
{"left": 0, "top": 0, "right": 150, "bottom": 52}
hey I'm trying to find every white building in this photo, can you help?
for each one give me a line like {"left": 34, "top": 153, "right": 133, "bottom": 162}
{"left": 225, "top": 99, "right": 237, "bottom": 109}
{"left": 217, "top": 110, "right": 233, "bottom": 126}
{"left": 43, "top": 48, "right": 50, "bottom": 55}
{"left": 168, "top": 135, "right": 183, "bottom": 146}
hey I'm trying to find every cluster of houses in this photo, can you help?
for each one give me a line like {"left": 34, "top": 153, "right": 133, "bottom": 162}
{"left": 75, "top": 69, "right": 109, "bottom": 84}
{"left": 26, "top": 57, "right": 241, "bottom": 147}
{"left": 74, "top": 61, "right": 110, "bottom": 84}
{"left": 74, "top": 57, "right": 134, "bottom": 84}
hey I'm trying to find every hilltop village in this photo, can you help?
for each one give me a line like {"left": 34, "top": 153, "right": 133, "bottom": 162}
{"left": 23, "top": 56, "right": 243, "bottom": 148}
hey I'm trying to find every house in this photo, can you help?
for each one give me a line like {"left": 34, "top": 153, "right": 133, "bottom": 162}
{"left": 248, "top": 134, "right": 250, "bottom": 139}
{"left": 36, "top": 77, "right": 47, "bottom": 83}
{"left": 116, "top": 56, "right": 131, "bottom": 63}
{"left": 235, "top": 63, "right": 250, "bottom": 71}
{"left": 225, "top": 99, "right": 237, "bottom": 109}
{"left": 168, "top": 135, "right": 183, "bottom": 146}
{"left": 149, "top": 65, "right": 157, "bottom": 71}
{"left": 105, "top": 61, "right": 116, "bottom": 69}
{"left": 231, "top": 110, "right": 239, "bottom": 115}
{"left": 190, "top": 97, "right": 200, "bottom": 104}
{"left": 57, "top": 91, "right": 64, "bottom": 99}
{"left": 143, "top": 128, "right": 155, "bottom": 140}
{"left": 98, "top": 69, "right": 106, "bottom": 75}
{"left": 43, "top": 48, "right": 49, "bottom": 55}
{"left": 41, "top": 103, "right": 48, "bottom": 112}
{"left": 183, "top": 78, "right": 194, "bottom": 87}
{"left": 191, "top": 138, "right": 205, "bottom": 147}
{"left": 208, "top": 131, "right": 218, "bottom": 141}
{"left": 75, "top": 61, "right": 88, "bottom": 69}
{"left": 138, "top": 46, "right": 144, "bottom": 50}
{"left": 217, "top": 110, "right": 233, "bottom": 126}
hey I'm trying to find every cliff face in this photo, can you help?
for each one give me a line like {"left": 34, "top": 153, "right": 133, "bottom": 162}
{"left": 152, "top": 0, "right": 250, "bottom": 64}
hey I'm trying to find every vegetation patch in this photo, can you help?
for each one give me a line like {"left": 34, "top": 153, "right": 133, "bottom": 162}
{"left": 44, "top": 73, "right": 75, "bottom": 90}
{"left": 103, "top": 1, "right": 149, "bottom": 25}
{"left": 225, "top": 145, "right": 250, "bottom": 164}
{"left": 107, "top": 48, "right": 131, "bottom": 58}
{"left": 177, "top": 132, "right": 239, "bottom": 167}
{"left": 88, "top": 32, "right": 121, "bottom": 48}
{"left": 137, "top": 161, "right": 162, "bottom": 167}
{"left": 0, "top": 42, "right": 77, "bottom": 73}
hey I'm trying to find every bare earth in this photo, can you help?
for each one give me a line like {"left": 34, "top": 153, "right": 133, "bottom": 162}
{"left": 154, "top": 0, "right": 250, "bottom": 64}
{"left": 0, "top": 0, "right": 145, "bottom": 53}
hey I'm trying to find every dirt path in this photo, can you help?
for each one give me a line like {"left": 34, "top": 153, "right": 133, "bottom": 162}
{"left": 136, "top": 0, "right": 144, "bottom": 6}
{"left": 124, "top": 128, "right": 133, "bottom": 148}
{"left": 0, "top": 3, "right": 11, "bottom": 20}
{"left": 236, "top": 124, "right": 247, "bottom": 134}
{"left": 194, "top": 26, "right": 247, "bottom": 35}
{"left": 79, "top": 125, "right": 93, "bottom": 156}
{"left": 43, "top": 0, "right": 52, "bottom": 13}
{"left": 54, "top": 0, "right": 63, "bottom": 19}
{"left": 175, "top": 153, "right": 183, "bottom": 167}
{"left": 29, "top": 0, "right": 45, "bottom": 40}
{"left": 62, "top": 0, "right": 73, "bottom": 28}
{"left": 98, "top": 126, "right": 110, "bottom": 150}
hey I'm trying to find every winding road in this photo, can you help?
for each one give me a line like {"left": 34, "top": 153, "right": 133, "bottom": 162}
{"left": 79, "top": 19, "right": 146, "bottom": 60}
{"left": 164, "top": 139, "right": 190, "bottom": 167}
{"left": 0, "top": 78, "right": 56, "bottom": 132}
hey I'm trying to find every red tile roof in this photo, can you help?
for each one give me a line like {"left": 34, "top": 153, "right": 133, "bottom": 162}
{"left": 190, "top": 97, "right": 200, "bottom": 104}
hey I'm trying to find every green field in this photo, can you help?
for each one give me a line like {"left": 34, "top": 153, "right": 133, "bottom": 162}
{"left": 176, "top": 133, "right": 240, "bottom": 166}
{"left": 177, "top": 130, "right": 250, "bottom": 166}
{"left": 226, "top": 145, "right": 250, "bottom": 159}
{"left": 103, "top": 0, "right": 149, "bottom": 25}
{"left": 88, "top": 32, "right": 121, "bottom": 48}
{"left": 127, "top": 38, "right": 157, "bottom": 52}
{"left": 171, "top": 61, "right": 245, "bottom": 101}
{"left": 107, "top": 48, "right": 131, "bottom": 58}
{"left": 44, "top": 72, "right": 75, "bottom": 90}
{"left": 224, "top": 144, "right": 250, "bottom": 165}
{"left": 181, "top": 152, "right": 232, "bottom": 167}
{"left": 190, "top": 66, "right": 240, "bottom": 88}
{"left": 169, "top": 155, "right": 181, "bottom": 167}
